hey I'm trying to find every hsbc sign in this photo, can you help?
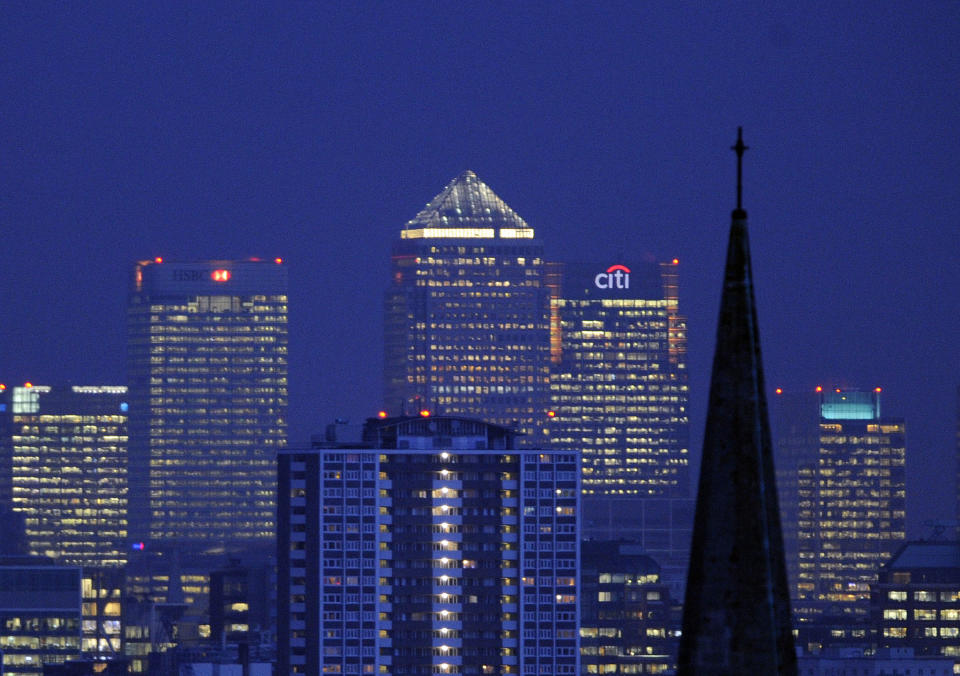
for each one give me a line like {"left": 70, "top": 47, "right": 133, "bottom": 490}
{"left": 594, "top": 264, "right": 631, "bottom": 290}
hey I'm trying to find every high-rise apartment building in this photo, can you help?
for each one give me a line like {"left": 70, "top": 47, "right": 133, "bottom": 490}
{"left": 547, "top": 260, "right": 690, "bottom": 561}
{"left": 127, "top": 258, "right": 288, "bottom": 546}
{"left": 773, "top": 388, "right": 906, "bottom": 648}
{"left": 278, "top": 415, "right": 580, "bottom": 676}
{"left": 0, "top": 384, "right": 128, "bottom": 567}
{"left": 384, "top": 171, "right": 551, "bottom": 442}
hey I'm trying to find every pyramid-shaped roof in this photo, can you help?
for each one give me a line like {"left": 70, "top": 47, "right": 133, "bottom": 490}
{"left": 405, "top": 170, "right": 532, "bottom": 232}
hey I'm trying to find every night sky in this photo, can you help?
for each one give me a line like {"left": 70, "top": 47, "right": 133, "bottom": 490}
{"left": 2, "top": 3, "right": 958, "bottom": 536}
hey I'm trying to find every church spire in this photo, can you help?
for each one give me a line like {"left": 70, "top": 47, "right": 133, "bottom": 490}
{"left": 678, "top": 129, "right": 796, "bottom": 675}
{"left": 731, "top": 126, "right": 749, "bottom": 217}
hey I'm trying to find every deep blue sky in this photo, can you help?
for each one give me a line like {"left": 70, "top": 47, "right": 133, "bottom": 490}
{"left": 1, "top": 2, "right": 958, "bottom": 536}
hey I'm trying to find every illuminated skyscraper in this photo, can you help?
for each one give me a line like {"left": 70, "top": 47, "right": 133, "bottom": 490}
{"left": 547, "top": 260, "right": 690, "bottom": 549}
{"left": 384, "top": 171, "right": 551, "bottom": 441}
{"left": 0, "top": 384, "right": 128, "bottom": 567}
{"left": 773, "top": 387, "right": 906, "bottom": 649}
{"left": 127, "top": 258, "right": 287, "bottom": 547}
{"left": 278, "top": 415, "right": 580, "bottom": 676}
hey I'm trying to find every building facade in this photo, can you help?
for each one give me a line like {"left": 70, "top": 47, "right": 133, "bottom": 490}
{"left": 872, "top": 541, "right": 960, "bottom": 667}
{"left": 0, "top": 385, "right": 128, "bottom": 567}
{"left": 278, "top": 416, "right": 580, "bottom": 675}
{"left": 580, "top": 540, "right": 680, "bottom": 675}
{"left": 383, "top": 171, "right": 551, "bottom": 442}
{"left": 547, "top": 259, "right": 691, "bottom": 580}
{"left": 774, "top": 388, "right": 906, "bottom": 649}
{"left": 126, "top": 258, "right": 287, "bottom": 546}
{"left": 0, "top": 559, "right": 83, "bottom": 676}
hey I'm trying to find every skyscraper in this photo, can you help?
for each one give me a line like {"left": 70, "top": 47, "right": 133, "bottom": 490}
{"left": 278, "top": 415, "right": 580, "bottom": 675}
{"left": 384, "top": 171, "right": 551, "bottom": 442}
{"left": 774, "top": 387, "right": 906, "bottom": 648}
{"left": 0, "top": 384, "right": 128, "bottom": 567}
{"left": 547, "top": 259, "right": 691, "bottom": 566}
{"left": 126, "top": 258, "right": 288, "bottom": 547}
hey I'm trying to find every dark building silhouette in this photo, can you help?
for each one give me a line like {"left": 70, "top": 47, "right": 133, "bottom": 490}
{"left": 678, "top": 129, "right": 796, "bottom": 674}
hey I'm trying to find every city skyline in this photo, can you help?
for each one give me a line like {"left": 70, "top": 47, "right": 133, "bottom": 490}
{"left": 1, "top": 3, "right": 958, "bottom": 538}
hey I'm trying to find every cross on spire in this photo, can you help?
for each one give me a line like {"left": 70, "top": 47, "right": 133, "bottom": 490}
{"left": 731, "top": 126, "right": 749, "bottom": 214}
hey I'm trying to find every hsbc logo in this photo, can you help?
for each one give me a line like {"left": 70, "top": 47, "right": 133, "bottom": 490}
{"left": 594, "top": 264, "right": 631, "bottom": 289}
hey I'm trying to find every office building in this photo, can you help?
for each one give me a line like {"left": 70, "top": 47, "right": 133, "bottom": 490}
{"left": 547, "top": 259, "right": 691, "bottom": 580}
{"left": 872, "top": 541, "right": 960, "bottom": 668}
{"left": 0, "top": 558, "right": 82, "bottom": 676}
{"left": 383, "top": 171, "right": 551, "bottom": 442}
{"left": 278, "top": 415, "right": 580, "bottom": 675}
{"left": 580, "top": 540, "right": 680, "bottom": 675}
{"left": 0, "top": 385, "right": 128, "bottom": 567}
{"left": 773, "top": 387, "right": 906, "bottom": 649}
{"left": 126, "top": 258, "right": 287, "bottom": 546}
{"left": 796, "top": 648, "right": 953, "bottom": 675}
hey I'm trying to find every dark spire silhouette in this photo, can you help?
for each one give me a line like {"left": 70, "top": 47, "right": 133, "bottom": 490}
{"left": 678, "top": 129, "right": 796, "bottom": 674}
{"left": 731, "top": 126, "right": 748, "bottom": 216}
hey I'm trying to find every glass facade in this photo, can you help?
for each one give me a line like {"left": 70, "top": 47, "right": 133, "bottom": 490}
{"left": 278, "top": 417, "right": 580, "bottom": 675}
{"left": 0, "top": 385, "right": 128, "bottom": 567}
{"left": 127, "top": 259, "right": 288, "bottom": 545}
{"left": 384, "top": 171, "right": 551, "bottom": 442}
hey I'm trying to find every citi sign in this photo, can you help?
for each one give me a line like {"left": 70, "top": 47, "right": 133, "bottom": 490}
{"left": 594, "top": 264, "right": 631, "bottom": 289}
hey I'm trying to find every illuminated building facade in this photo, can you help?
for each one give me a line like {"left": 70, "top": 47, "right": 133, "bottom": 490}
{"left": 0, "top": 559, "right": 82, "bottom": 676}
{"left": 580, "top": 540, "right": 680, "bottom": 675}
{"left": 127, "top": 259, "right": 287, "bottom": 546}
{"left": 774, "top": 388, "right": 906, "bottom": 648}
{"left": 278, "top": 416, "right": 580, "bottom": 675}
{"left": 547, "top": 260, "right": 691, "bottom": 582}
{"left": 0, "top": 385, "right": 128, "bottom": 567}
{"left": 384, "top": 171, "right": 551, "bottom": 442}
{"left": 872, "top": 541, "right": 960, "bottom": 666}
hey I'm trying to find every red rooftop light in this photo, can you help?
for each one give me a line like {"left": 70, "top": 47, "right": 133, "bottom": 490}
{"left": 211, "top": 269, "right": 231, "bottom": 282}
{"left": 672, "top": 258, "right": 679, "bottom": 265}
{"left": 378, "top": 410, "right": 388, "bottom": 419}
{"left": 875, "top": 387, "right": 882, "bottom": 393}
{"left": 815, "top": 386, "right": 823, "bottom": 393}
{"left": 24, "top": 382, "right": 32, "bottom": 388}
{"left": 835, "top": 388, "right": 842, "bottom": 393}
{"left": 154, "top": 257, "right": 163, "bottom": 264}
{"left": 275, "top": 257, "right": 283, "bottom": 264}
{"left": 774, "top": 388, "right": 782, "bottom": 395}
{"left": 419, "top": 410, "right": 431, "bottom": 418}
